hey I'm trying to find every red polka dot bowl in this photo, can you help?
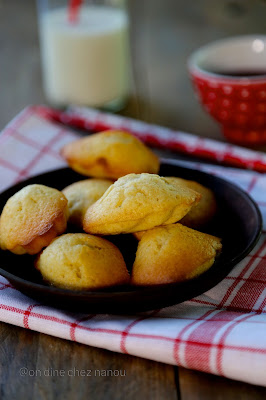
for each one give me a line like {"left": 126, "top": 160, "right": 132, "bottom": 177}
{"left": 188, "top": 35, "right": 266, "bottom": 145}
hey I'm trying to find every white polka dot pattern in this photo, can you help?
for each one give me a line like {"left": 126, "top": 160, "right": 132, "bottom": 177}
{"left": 191, "top": 73, "right": 266, "bottom": 144}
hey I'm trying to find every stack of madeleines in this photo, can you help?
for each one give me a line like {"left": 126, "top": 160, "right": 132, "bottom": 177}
{"left": 0, "top": 130, "right": 222, "bottom": 290}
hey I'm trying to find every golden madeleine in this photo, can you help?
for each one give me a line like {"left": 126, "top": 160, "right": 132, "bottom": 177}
{"left": 83, "top": 173, "right": 201, "bottom": 235}
{"left": 131, "top": 224, "right": 222, "bottom": 286}
{"left": 62, "top": 179, "right": 113, "bottom": 228}
{"left": 165, "top": 177, "right": 217, "bottom": 228}
{"left": 0, "top": 184, "right": 68, "bottom": 255}
{"left": 60, "top": 130, "right": 160, "bottom": 179}
{"left": 35, "top": 233, "right": 130, "bottom": 290}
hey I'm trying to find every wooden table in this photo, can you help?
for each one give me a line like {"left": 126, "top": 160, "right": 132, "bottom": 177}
{"left": 1, "top": 1, "right": 266, "bottom": 398}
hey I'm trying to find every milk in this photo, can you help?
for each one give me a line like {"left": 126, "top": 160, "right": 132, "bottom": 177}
{"left": 39, "top": 6, "right": 130, "bottom": 108}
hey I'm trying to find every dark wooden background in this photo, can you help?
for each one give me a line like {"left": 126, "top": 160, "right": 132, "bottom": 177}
{"left": 1, "top": 0, "right": 266, "bottom": 398}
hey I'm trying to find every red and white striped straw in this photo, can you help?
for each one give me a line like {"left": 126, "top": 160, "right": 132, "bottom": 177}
{"left": 68, "top": 0, "right": 83, "bottom": 23}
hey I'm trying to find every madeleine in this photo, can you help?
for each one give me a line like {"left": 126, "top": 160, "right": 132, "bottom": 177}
{"left": 165, "top": 177, "right": 217, "bottom": 228}
{"left": 36, "top": 233, "right": 130, "bottom": 290}
{"left": 0, "top": 184, "right": 68, "bottom": 255}
{"left": 61, "top": 130, "right": 160, "bottom": 179}
{"left": 131, "top": 224, "right": 222, "bottom": 285}
{"left": 83, "top": 173, "right": 201, "bottom": 235}
{"left": 62, "top": 178, "right": 113, "bottom": 228}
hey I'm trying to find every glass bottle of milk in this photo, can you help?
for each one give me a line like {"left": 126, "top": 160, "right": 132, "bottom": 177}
{"left": 37, "top": 0, "right": 130, "bottom": 110}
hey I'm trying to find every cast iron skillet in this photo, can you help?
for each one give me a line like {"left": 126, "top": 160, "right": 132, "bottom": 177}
{"left": 0, "top": 160, "right": 262, "bottom": 313}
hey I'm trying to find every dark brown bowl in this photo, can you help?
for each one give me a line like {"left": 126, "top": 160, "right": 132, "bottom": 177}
{"left": 0, "top": 160, "right": 262, "bottom": 313}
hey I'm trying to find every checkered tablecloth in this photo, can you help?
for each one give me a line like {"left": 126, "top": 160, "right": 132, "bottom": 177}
{"left": 1, "top": 106, "right": 266, "bottom": 387}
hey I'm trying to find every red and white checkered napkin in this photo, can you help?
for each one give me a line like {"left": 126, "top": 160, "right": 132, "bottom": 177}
{"left": 1, "top": 106, "right": 266, "bottom": 387}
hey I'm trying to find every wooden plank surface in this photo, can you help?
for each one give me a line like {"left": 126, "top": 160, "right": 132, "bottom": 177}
{"left": 0, "top": 323, "right": 178, "bottom": 400}
{"left": 1, "top": 0, "right": 266, "bottom": 399}
{"left": 0, "top": 0, "right": 45, "bottom": 129}
{"left": 178, "top": 367, "right": 266, "bottom": 400}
